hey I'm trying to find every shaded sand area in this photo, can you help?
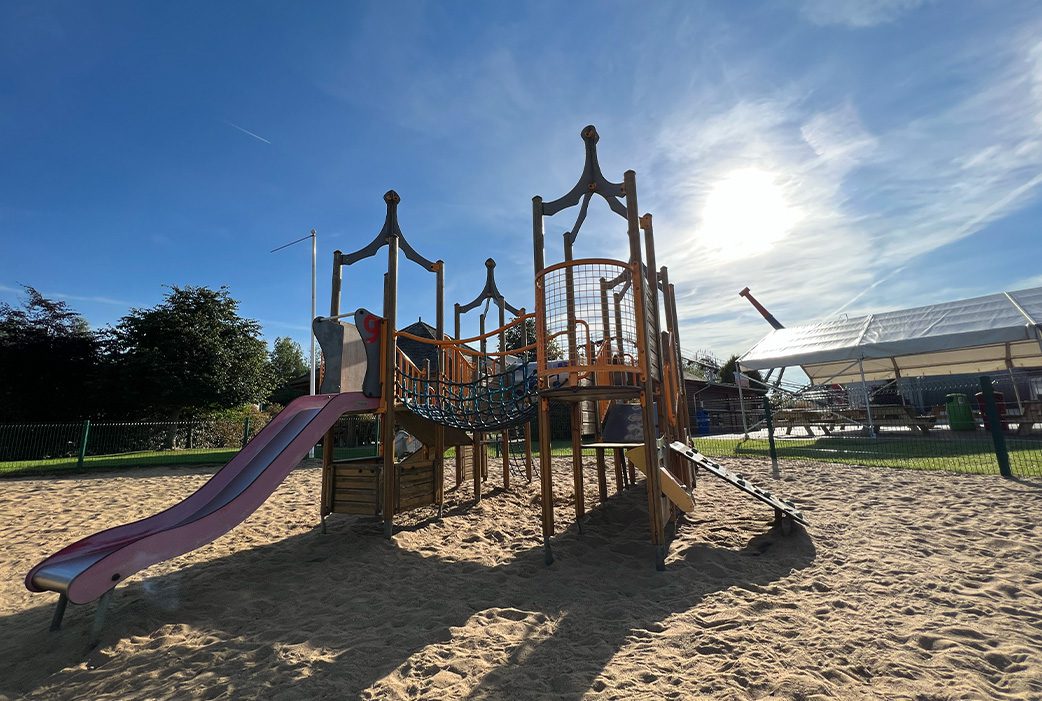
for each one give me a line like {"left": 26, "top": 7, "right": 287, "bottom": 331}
{"left": 1, "top": 456, "right": 1041, "bottom": 700}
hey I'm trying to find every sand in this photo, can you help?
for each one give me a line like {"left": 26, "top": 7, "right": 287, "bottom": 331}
{"left": 1, "top": 456, "right": 1041, "bottom": 700}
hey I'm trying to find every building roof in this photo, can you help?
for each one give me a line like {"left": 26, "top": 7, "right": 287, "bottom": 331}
{"left": 740, "top": 287, "right": 1042, "bottom": 384}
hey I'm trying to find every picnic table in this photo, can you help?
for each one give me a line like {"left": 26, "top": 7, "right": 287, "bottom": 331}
{"left": 1014, "top": 400, "right": 1042, "bottom": 435}
{"left": 772, "top": 404, "right": 937, "bottom": 436}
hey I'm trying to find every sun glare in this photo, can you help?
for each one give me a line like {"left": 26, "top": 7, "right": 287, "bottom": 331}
{"left": 700, "top": 169, "right": 799, "bottom": 256}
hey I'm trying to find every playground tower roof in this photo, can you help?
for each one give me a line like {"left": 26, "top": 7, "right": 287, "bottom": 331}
{"left": 740, "top": 286, "right": 1042, "bottom": 384}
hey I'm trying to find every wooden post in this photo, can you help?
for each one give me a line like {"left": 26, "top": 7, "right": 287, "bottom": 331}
{"left": 434, "top": 261, "right": 445, "bottom": 510}
{"left": 321, "top": 250, "right": 343, "bottom": 530}
{"left": 627, "top": 170, "right": 666, "bottom": 570}
{"left": 499, "top": 301, "right": 510, "bottom": 489}
{"left": 382, "top": 237, "right": 399, "bottom": 538}
{"left": 454, "top": 302, "right": 464, "bottom": 489}
{"left": 533, "top": 194, "right": 554, "bottom": 564}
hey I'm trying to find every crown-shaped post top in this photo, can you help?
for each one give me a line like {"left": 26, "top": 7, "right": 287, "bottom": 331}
{"left": 340, "top": 190, "right": 439, "bottom": 272}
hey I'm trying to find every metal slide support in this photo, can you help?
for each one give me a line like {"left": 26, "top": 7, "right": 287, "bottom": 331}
{"left": 49, "top": 593, "right": 69, "bottom": 632}
{"left": 88, "top": 590, "right": 113, "bottom": 649}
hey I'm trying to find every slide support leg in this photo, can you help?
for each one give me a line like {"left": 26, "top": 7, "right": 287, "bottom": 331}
{"left": 49, "top": 593, "right": 69, "bottom": 632}
{"left": 88, "top": 590, "right": 113, "bottom": 649}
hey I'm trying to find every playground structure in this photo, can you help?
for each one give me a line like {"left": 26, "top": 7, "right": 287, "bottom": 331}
{"left": 24, "top": 126, "right": 807, "bottom": 637}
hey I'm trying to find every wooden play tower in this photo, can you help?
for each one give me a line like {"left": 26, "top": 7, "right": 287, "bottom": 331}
{"left": 531, "top": 125, "right": 693, "bottom": 569}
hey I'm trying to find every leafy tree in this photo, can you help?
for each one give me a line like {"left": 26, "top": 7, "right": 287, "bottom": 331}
{"left": 501, "top": 318, "right": 562, "bottom": 362}
{"left": 106, "top": 286, "right": 273, "bottom": 418}
{"left": 270, "top": 337, "right": 308, "bottom": 385}
{"left": 0, "top": 286, "right": 100, "bottom": 421}
{"left": 269, "top": 336, "right": 310, "bottom": 405}
{"left": 719, "top": 354, "right": 764, "bottom": 388}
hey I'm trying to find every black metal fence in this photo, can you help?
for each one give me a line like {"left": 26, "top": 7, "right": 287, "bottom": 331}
{"left": 691, "top": 374, "right": 1042, "bottom": 477}
{"left": 0, "top": 414, "right": 383, "bottom": 476}
{"left": 4, "top": 374, "right": 1039, "bottom": 478}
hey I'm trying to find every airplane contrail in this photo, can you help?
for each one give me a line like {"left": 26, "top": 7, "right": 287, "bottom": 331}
{"left": 223, "top": 120, "right": 272, "bottom": 144}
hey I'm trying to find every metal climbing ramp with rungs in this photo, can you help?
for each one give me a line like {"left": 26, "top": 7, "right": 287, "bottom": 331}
{"left": 668, "top": 441, "right": 808, "bottom": 532}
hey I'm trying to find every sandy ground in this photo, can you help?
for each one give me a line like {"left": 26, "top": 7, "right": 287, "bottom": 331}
{"left": 1, "top": 456, "right": 1041, "bottom": 700}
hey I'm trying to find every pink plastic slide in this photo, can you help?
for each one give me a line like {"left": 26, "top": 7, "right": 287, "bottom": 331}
{"left": 26, "top": 392, "right": 378, "bottom": 605}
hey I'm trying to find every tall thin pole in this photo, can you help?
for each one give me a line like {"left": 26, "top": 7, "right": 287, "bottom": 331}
{"left": 310, "top": 230, "right": 317, "bottom": 400}
{"left": 309, "top": 230, "right": 317, "bottom": 459}
{"left": 271, "top": 230, "right": 320, "bottom": 458}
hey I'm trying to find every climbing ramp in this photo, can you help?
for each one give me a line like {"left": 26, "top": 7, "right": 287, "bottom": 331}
{"left": 668, "top": 441, "right": 807, "bottom": 528}
{"left": 625, "top": 444, "right": 695, "bottom": 514}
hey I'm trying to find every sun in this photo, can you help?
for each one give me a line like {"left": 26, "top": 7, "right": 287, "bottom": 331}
{"left": 700, "top": 169, "right": 799, "bottom": 256}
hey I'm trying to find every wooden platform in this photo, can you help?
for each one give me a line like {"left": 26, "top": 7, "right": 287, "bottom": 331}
{"left": 328, "top": 456, "right": 437, "bottom": 516}
{"left": 540, "top": 386, "right": 641, "bottom": 403}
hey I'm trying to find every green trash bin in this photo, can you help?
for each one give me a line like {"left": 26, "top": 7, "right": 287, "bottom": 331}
{"left": 946, "top": 393, "right": 975, "bottom": 431}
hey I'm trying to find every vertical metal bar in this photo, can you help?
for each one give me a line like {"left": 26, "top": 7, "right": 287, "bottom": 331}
{"left": 241, "top": 416, "right": 251, "bottom": 449}
{"left": 764, "top": 394, "right": 779, "bottom": 479}
{"left": 77, "top": 420, "right": 90, "bottom": 469}
{"left": 309, "top": 230, "right": 317, "bottom": 459}
{"left": 570, "top": 403, "right": 584, "bottom": 523}
{"left": 980, "top": 375, "right": 1012, "bottom": 477}
{"left": 858, "top": 357, "right": 876, "bottom": 438}
{"left": 736, "top": 362, "right": 748, "bottom": 436}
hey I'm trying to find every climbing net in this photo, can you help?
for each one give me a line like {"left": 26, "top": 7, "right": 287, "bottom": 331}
{"left": 394, "top": 317, "right": 539, "bottom": 432}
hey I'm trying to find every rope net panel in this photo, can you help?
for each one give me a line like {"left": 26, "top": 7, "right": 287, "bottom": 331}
{"left": 536, "top": 259, "right": 644, "bottom": 391}
{"left": 394, "top": 318, "right": 540, "bottom": 432}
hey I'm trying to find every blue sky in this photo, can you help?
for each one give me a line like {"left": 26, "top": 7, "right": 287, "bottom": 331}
{"left": 2, "top": 0, "right": 1041, "bottom": 363}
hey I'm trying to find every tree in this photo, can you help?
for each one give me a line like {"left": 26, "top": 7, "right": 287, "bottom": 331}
{"left": 719, "top": 354, "right": 764, "bottom": 388}
{"left": 270, "top": 337, "right": 308, "bottom": 385}
{"left": 0, "top": 286, "right": 100, "bottom": 421}
{"left": 106, "top": 286, "right": 273, "bottom": 418}
{"left": 269, "top": 336, "right": 309, "bottom": 405}
{"left": 501, "top": 318, "right": 562, "bottom": 362}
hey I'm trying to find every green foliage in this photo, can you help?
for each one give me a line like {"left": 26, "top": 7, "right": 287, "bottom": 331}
{"left": 268, "top": 336, "right": 309, "bottom": 404}
{"left": 269, "top": 337, "right": 309, "bottom": 385}
{"left": 106, "top": 286, "right": 273, "bottom": 418}
{"left": 0, "top": 286, "right": 100, "bottom": 421}
{"left": 501, "top": 318, "right": 562, "bottom": 362}
{"left": 718, "top": 354, "right": 764, "bottom": 387}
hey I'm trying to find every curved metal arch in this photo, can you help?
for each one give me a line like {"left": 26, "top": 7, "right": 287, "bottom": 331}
{"left": 539, "top": 125, "right": 628, "bottom": 246}
{"left": 456, "top": 258, "right": 523, "bottom": 316}
{"left": 340, "top": 190, "right": 439, "bottom": 272}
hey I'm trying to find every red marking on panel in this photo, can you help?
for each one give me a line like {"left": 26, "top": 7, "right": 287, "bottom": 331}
{"left": 361, "top": 313, "right": 382, "bottom": 344}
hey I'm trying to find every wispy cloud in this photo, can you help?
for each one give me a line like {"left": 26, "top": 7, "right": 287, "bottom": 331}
{"left": 223, "top": 120, "right": 271, "bottom": 144}
{"left": 0, "top": 283, "right": 131, "bottom": 306}
{"left": 258, "top": 318, "right": 310, "bottom": 332}
{"left": 799, "top": 0, "right": 930, "bottom": 28}
{"left": 645, "top": 27, "right": 1042, "bottom": 358}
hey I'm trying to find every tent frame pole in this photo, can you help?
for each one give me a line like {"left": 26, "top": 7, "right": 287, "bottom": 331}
{"left": 736, "top": 361, "right": 749, "bottom": 437}
{"left": 858, "top": 357, "right": 876, "bottom": 438}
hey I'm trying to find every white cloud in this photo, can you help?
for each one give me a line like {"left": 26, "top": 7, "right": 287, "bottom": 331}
{"left": 642, "top": 29, "right": 1042, "bottom": 361}
{"left": 799, "top": 0, "right": 929, "bottom": 28}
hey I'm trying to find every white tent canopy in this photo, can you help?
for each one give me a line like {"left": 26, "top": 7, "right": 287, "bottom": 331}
{"left": 740, "top": 287, "right": 1042, "bottom": 384}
